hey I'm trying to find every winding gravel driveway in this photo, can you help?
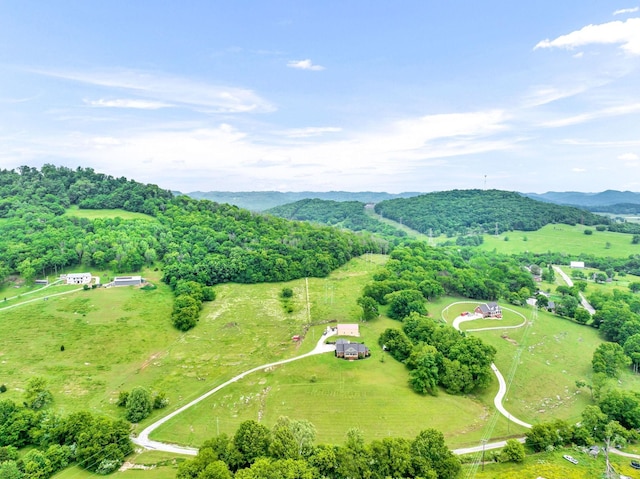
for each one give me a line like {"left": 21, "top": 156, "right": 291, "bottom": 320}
{"left": 446, "top": 303, "right": 532, "bottom": 429}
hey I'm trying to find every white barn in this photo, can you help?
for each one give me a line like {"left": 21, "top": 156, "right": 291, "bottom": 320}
{"left": 570, "top": 261, "right": 585, "bottom": 268}
{"left": 65, "top": 272, "right": 92, "bottom": 285}
{"left": 113, "top": 276, "right": 142, "bottom": 287}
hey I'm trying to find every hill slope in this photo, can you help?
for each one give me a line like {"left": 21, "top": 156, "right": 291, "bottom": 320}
{"left": 266, "top": 198, "right": 406, "bottom": 238}
{"left": 183, "top": 190, "right": 421, "bottom": 211}
{"left": 374, "top": 189, "right": 608, "bottom": 236}
{"left": 525, "top": 190, "right": 640, "bottom": 207}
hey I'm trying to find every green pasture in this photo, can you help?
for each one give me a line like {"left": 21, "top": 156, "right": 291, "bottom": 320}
{"left": 151, "top": 315, "right": 521, "bottom": 448}
{"left": 468, "top": 447, "right": 636, "bottom": 479}
{"left": 64, "top": 205, "right": 156, "bottom": 221}
{"left": 479, "top": 223, "right": 640, "bottom": 258}
{"left": 52, "top": 450, "right": 183, "bottom": 479}
{"left": 471, "top": 306, "right": 640, "bottom": 424}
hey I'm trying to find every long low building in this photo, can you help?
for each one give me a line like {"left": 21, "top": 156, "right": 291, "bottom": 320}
{"left": 113, "top": 276, "right": 142, "bottom": 287}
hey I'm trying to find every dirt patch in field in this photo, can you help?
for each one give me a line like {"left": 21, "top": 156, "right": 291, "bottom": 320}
{"left": 139, "top": 351, "right": 166, "bottom": 372}
{"left": 501, "top": 334, "right": 518, "bottom": 346}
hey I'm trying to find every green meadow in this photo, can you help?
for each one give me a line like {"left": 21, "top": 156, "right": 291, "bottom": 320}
{"left": 467, "top": 447, "right": 637, "bottom": 479}
{"left": 479, "top": 223, "right": 640, "bottom": 258}
{"left": 64, "top": 205, "right": 156, "bottom": 221}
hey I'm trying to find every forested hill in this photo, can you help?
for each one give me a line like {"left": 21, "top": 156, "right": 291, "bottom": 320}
{"left": 266, "top": 198, "right": 406, "bottom": 238}
{"left": 0, "top": 165, "right": 384, "bottom": 286}
{"left": 183, "top": 190, "right": 421, "bottom": 211}
{"left": 525, "top": 190, "right": 640, "bottom": 207}
{"left": 374, "top": 189, "right": 608, "bottom": 236}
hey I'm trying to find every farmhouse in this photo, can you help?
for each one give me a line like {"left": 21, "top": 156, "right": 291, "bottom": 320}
{"left": 335, "top": 339, "right": 370, "bottom": 360}
{"left": 570, "top": 261, "right": 585, "bottom": 268}
{"left": 337, "top": 323, "right": 360, "bottom": 337}
{"left": 113, "top": 275, "right": 142, "bottom": 287}
{"left": 64, "top": 272, "right": 92, "bottom": 285}
{"left": 475, "top": 302, "right": 502, "bottom": 318}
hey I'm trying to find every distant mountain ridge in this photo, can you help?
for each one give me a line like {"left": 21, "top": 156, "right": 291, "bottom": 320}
{"left": 178, "top": 190, "right": 422, "bottom": 211}
{"left": 525, "top": 190, "right": 640, "bottom": 207}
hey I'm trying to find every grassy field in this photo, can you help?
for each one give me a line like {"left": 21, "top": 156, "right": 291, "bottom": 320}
{"left": 151, "top": 262, "right": 523, "bottom": 448}
{"left": 468, "top": 447, "right": 638, "bottom": 479}
{"left": 64, "top": 205, "right": 156, "bottom": 221}
{"left": 52, "top": 451, "right": 184, "bottom": 479}
{"left": 479, "top": 223, "right": 640, "bottom": 258}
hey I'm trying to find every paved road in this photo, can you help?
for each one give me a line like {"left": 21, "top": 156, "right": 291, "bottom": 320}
{"left": 553, "top": 265, "right": 595, "bottom": 315}
{"left": 132, "top": 328, "right": 338, "bottom": 455}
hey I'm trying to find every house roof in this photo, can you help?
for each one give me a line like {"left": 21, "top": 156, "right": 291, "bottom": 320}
{"left": 477, "top": 302, "right": 500, "bottom": 314}
{"left": 336, "top": 342, "right": 369, "bottom": 354}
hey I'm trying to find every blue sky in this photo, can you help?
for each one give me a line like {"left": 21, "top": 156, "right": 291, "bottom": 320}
{"left": 1, "top": 2, "right": 639, "bottom": 193}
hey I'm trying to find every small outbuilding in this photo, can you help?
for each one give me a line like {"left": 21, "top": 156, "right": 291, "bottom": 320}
{"left": 113, "top": 276, "right": 142, "bottom": 287}
{"left": 337, "top": 323, "right": 360, "bottom": 337}
{"left": 570, "top": 261, "right": 585, "bottom": 268}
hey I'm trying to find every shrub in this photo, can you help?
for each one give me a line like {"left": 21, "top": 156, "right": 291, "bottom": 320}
{"left": 584, "top": 229, "right": 593, "bottom": 235}
{"left": 0, "top": 384, "right": 6, "bottom": 393}
{"left": 280, "top": 287, "right": 293, "bottom": 298}
{"left": 125, "top": 387, "right": 152, "bottom": 422}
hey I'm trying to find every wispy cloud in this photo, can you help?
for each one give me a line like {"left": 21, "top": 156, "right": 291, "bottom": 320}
{"left": 613, "top": 7, "right": 639, "bottom": 15}
{"left": 522, "top": 85, "right": 592, "bottom": 107}
{"left": 618, "top": 152, "right": 639, "bottom": 161}
{"left": 33, "top": 68, "right": 274, "bottom": 113}
{"left": 278, "top": 127, "right": 342, "bottom": 138}
{"left": 534, "top": 17, "right": 640, "bottom": 55}
{"left": 84, "top": 98, "right": 172, "bottom": 109}
{"left": 541, "top": 102, "right": 640, "bottom": 127}
{"left": 287, "top": 59, "right": 325, "bottom": 71}
{"left": 572, "top": 167, "right": 586, "bottom": 172}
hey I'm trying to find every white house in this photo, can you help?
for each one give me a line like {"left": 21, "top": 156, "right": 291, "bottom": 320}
{"left": 570, "top": 261, "right": 585, "bottom": 268}
{"left": 64, "top": 272, "right": 92, "bottom": 285}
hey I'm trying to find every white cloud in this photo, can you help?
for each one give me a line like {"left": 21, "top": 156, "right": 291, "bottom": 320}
{"left": 287, "top": 59, "right": 325, "bottom": 71}
{"left": 522, "top": 85, "right": 592, "bottom": 107}
{"left": 540, "top": 102, "right": 640, "bottom": 127}
{"left": 84, "top": 98, "right": 172, "bottom": 109}
{"left": 572, "top": 167, "right": 586, "bottom": 172}
{"left": 572, "top": 51, "right": 584, "bottom": 58}
{"left": 534, "top": 18, "right": 640, "bottom": 55}
{"left": 13, "top": 109, "right": 514, "bottom": 191}
{"left": 613, "top": 7, "right": 639, "bottom": 15}
{"left": 618, "top": 152, "right": 639, "bottom": 160}
{"left": 34, "top": 68, "right": 274, "bottom": 113}
{"left": 278, "top": 127, "right": 342, "bottom": 138}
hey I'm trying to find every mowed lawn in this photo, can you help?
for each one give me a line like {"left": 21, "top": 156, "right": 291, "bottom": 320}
{"left": 64, "top": 205, "right": 156, "bottom": 221}
{"left": 479, "top": 223, "right": 640, "bottom": 258}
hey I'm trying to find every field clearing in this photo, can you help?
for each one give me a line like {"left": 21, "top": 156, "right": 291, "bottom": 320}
{"left": 468, "top": 447, "right": 636, "bottom": 479}
{"left": 479, "top": 223, "right": 640, "bottom": 258}
{"left": 64, "top": 205, "right": 156, "bottom": 221}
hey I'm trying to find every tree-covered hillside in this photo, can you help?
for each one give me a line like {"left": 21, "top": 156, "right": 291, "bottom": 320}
{"left": 184, "top": 190, "right": 421, "bottom": 211}
{"left": 374, "top": 189, "right": 608, "bottom": 236}
{"left": 0, "top": 166, "right": 384, "bottom": 287}
{"left": 266, "top": 198, "right": 406, "bottom": 239}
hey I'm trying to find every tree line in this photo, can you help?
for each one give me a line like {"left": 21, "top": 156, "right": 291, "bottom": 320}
{"left": 176, "top": 417, "right": 461, "bottom": 479}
